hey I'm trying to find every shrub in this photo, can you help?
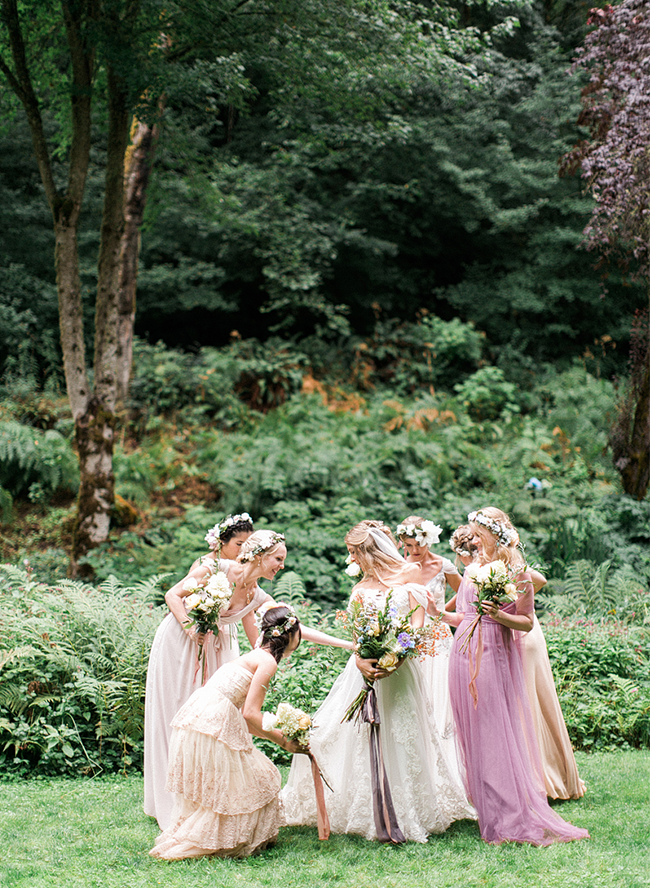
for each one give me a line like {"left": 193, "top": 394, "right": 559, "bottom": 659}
{"left": 0, "top": 566, "right": 165, "bottom": 776}
{"left": 454, "top": 366, "right": 520, "bottom": 422}
{"left": 543, "top": 619, "right": 650, "bottom": 750}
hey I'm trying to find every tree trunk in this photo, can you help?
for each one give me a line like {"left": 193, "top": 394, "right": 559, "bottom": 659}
{"left": 71, "top": 397, "right": 116, "bottom": 575}
{"left": 116, "top": 118, "right": 159, "bottom": 404}
{"left": 619, "top": 352, "right": 650, "bottom": 500}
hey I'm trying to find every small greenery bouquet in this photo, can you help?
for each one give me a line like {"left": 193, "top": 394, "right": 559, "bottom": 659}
{"left": 263, "top": 701, "right": 312, "bottom": 748}
{"left": 337, "top": 590, "right": 438, "bottom": 723}
{"left": 458, "top": 559, "right": 519, "bottom": 652}
{"left": 183, "top": 571, "right": 233, "bottom": 679}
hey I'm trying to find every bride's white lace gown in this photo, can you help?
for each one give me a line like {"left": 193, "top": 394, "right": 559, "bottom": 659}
{"left": 281, "top": 585, "right": 474, "bottom": 842}
{"left": 150, "top": 660, "right": 283, "bottom": 859}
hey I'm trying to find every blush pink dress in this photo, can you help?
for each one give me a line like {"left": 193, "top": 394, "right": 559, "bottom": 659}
{"left": 448, "top": 576, "right": 589, "bottom": 845}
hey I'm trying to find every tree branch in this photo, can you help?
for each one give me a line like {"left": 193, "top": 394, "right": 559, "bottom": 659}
{"left": 0, "top": 0, "right": 59, "bottom": 214}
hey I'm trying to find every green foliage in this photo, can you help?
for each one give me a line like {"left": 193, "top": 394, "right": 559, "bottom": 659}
{"left": 543, "top": 620, "right": 650, "bottom": 749}
{"left": 454, "top": 366, "right": 520, "bottom": 422}
{"left": 0, "top": 420, "right": 78, "bottom": 504}
{"left": 0, "top": 567, "right": 165, "bottom": 776}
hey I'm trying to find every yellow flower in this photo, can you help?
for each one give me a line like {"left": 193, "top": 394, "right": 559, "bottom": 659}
{"left": 298, "top": 714, "right": 312, "bottom": 730}
{"left": 377, "top": 652, "right": 399, "bottom": 671}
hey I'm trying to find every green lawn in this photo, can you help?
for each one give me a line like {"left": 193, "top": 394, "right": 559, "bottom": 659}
{"left": 1, "top": 751, "right": 648, "bottom": 888}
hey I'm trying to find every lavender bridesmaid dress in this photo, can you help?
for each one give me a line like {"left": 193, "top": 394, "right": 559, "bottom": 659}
{"left": 448, "top": 576, "right": 589, "bottom": 845}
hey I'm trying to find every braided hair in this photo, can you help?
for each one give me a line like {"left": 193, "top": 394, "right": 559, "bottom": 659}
{"left": 259, "top": 605, "right": 301, "bottom": 663}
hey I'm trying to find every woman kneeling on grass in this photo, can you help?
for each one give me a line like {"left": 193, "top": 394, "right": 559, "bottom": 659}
{"left": 150, "top": 604, "right": 308, "bottom": 860}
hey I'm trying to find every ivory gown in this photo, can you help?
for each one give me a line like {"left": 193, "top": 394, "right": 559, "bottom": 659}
{"left": 521, "top": 615, "right": 586, "bottom": 799}
{"left": 418, "top": 558, "right": 465, "bottom": 786}
{"left": 143, "top": 558, "right": 267, "bottom": 829}
{"left": 281, "top": 584, "right": 474, "bottom": 843}
{"left": 150, "top": 661, "right": 283, "bottom": 859}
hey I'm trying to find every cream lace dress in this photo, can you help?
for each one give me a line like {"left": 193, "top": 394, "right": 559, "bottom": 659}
{"left": 281, "top": 585, "right": 474, "bottom": 842}
{"left": 150, "top": 660, "right": 283, "bottom": 859}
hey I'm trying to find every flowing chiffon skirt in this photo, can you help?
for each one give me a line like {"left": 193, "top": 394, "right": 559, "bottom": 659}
{"left": 522, "top": 616, "right": 586, "bottom": 800}
{"left": 449, "top": 585, "right": 589, "bottom": 846}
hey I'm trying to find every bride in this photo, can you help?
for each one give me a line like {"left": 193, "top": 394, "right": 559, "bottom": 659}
{"left": 281, "top": 520, "right": 474, "bottom": 843}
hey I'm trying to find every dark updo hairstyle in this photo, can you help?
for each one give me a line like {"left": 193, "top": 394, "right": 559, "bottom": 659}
{"left": 259, "top": 605, "right": 301, "bottom": 663}
{"left": 221, "top": 516, "right": 254, "bottom": 544}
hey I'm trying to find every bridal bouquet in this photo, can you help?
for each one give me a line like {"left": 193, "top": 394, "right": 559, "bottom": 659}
{"left": 338, "top": 590, "right": 437, "bottom": 723}
{"left": 183, "top": 571, "right": 233, "bottom": 679}
{"left": 458, "top": 560, "right": 518, "bottom": 653}
{"left": 263, "top": 701, "right": 312, "bottom": 749}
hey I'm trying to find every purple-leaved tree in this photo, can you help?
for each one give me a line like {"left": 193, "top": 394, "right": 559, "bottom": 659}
{"left": 562, "top": 0, "right": 650, "bottom": 500}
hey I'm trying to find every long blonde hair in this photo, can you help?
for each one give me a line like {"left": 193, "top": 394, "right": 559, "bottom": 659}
{"left": 469, "top": 507, "right": 525, "bottom": 570}
{"left": 345, "top": 520, "right": 407, "bottom": 583}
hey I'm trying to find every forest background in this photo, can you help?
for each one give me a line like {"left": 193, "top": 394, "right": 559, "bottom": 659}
{"left": 0, "top": 0, "right": 649, "bottom": 778}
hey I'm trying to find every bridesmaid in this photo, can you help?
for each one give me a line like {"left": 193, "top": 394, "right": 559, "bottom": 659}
{"left": 435, "top": 507, "right": 589, "bottom": 845}
{"left": 144, "top": 513, "right": 254, "bottom": 829}
{"left": 145, "top": 525, "right": 352, "bottom": 829}
{"left": 151, "top": 605, "right": 308, "bottom": 859}
{"left": 397, "top": 516, "right": 462, "bottom": 777}
{"left": 520, "top": 569, "right": 586, "bottom": 799}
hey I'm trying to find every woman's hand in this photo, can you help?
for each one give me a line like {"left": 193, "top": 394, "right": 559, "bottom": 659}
{"left": 282, "top": 737, "right": 310, "bottom": 755}
{"left": 355, "top": 655, "right": 390, "bottom": 681}
{"left": 182, "top": 623, "right": 205, "bottom": 644}
{"left": 427, "top": 589, "right": 443, "bottom": 618}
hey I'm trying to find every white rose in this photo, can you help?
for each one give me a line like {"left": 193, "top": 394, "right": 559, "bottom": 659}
{"left": 464, "top": 563, "right": 480, "bottom": 581}
{"left": 419, "top": 520, "right": 442, "bottom": 546}
{"left": 182, "top": 577, "right": 201, "bottom": 593}
{"left": 345, "top": 556, "right": 361, "bottom": 577}
{"left": 262, "top": 712, "right": 278, "bottom": 731}
{"left": 488, "top": 560, "right": 507, "bottom": 580}
{"left": 476, "top": 564, "right": 491, "bottom": 584}
{"left": 185, "top": 593, "right": 202, "bottom": 610}
{"left": 504, "top": 583, "right": 518, "bottom": 601}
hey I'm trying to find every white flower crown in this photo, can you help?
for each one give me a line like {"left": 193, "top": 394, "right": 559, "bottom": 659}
{"left": 204, "top": 513, "right": 254, "bottom": 549}
{"left": 240, "top": 531, "right": 286, "bottom": 563}
{"left": 467, "top": 511, "right": 518, "bottom": 548}
{"left": 396, "top": 519, "right": 442, "bottom": 548}
{"left": 255, "top": 601, "right": 299, "bottom": 637}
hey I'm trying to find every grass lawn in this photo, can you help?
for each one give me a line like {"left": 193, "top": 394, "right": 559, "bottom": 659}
{"left": 1, "top": 750, "right": 648, "bottom": 888}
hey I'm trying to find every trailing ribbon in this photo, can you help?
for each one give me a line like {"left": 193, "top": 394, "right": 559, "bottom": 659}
{"left": 457, "top": 614, "right": 484, "bottom": 709}
{"left": 308, "top": 753, "right": 331, "bottom": 840}
{"left": 359, "top": 685, "right": 405, "bottom": 844}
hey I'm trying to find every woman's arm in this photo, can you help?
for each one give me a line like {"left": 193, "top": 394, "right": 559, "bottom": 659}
{"left": 164, "top": 562, "right": 212, "bottom": 637}
{"left": 426, "top": 588, "right": 464, "bottom": 627}
{"left": 242, "top": 654, "right": 306, "bottom": 754}
{"left": 301, "top": 625, "right": 354, "bottom": 650}
{"left": 445, "top": 571, "right": 462, "bottom": 593}
{"left": 241, "top": 610, "right": 259, "bottom": 648}
{"left": 482, "top": 571, "right": 535, "bottom": 632}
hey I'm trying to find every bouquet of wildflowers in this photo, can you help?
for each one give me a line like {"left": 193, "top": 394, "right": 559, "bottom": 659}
{"left": 183, "top": 571, "right": 233, "bottom": 679}
{"left": 458, "top": 560, "right": 519, "bottom": 652}
{"left": 337, "top": 590, "right": 439, "bottom": 723}
{"left": 262, "top": 701, "right": 312, "bottom": 749}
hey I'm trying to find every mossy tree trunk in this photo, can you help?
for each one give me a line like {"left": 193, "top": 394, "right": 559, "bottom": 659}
{"left": 0, "top": 0, "right": 139, "bottom": 573}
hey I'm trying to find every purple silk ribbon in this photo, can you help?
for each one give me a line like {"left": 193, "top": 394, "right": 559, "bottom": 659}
{"left": 360, "top": 684, "right": 406, "bottom": 844}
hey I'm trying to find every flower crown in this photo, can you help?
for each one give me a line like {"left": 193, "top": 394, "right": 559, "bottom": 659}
{"left": 396, "top": 519, "right": 442, "bottom": 548}
{"left": 240, "top": 531, "right": 285, "bottom": 563}
{"left": 255, "top": 601, "right": 298, "bottom": 637}
{"left": 468, "top": 511, "right": 518, "bottom": 548}
{"left": 204, "top": 513, "right": 254, "bottom": 549}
